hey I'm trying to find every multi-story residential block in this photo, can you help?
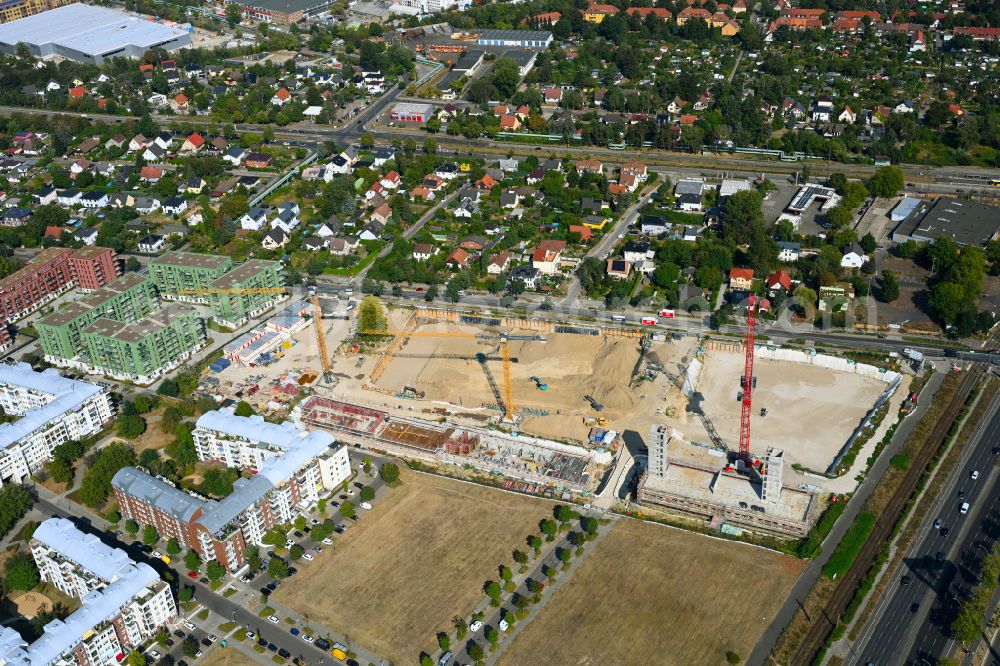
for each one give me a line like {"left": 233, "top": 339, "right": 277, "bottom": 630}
{"left": 82, "top": 304, "right": 205, "bottom": 384}
{"left": 148, "top": 251, "right": 233, "bottom": 303}
{"left": 0, "top": 363, "right": 114, "bottom": 483}
{"left": 0, "top": 0, "right": 71, "bottom": 24}
{"left": 37, "top": 273, "right": 159, "bottom": 362}
{"left": 67, "top": 246, "right": 121, "bottom": 292}
{"left": 0, "top": 517, "right": 175, "bottom": 666}
{"left": 113, "top": 410, "right": 351, "bottom": 570}
{"left": 0, "top": 247, "right": 74, "bottom": 323}
{"left": 207, "top": 259, "right": 285, "bottom": 327}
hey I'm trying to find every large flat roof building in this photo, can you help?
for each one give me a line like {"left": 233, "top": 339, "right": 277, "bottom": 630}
{"left": 475, "top": 29, "right": 553, "bottom": 48}
{"left": 891, "top": 197, "right": 1000, "bottom": 246}
{"left": 208, "top": 259, "right": 284, "bottom": 327}
{"left": 0, "top": 3, "right": 192, "bottom": 64}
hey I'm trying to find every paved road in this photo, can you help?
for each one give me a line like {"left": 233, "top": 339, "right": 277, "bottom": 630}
{"left": 849, "top": 390, "right": 1000, "bottom": 666}
{"left": 559, "top": 182, "right": 659, "bottom": 307}
{"left": 747, "top": 370, "right": 947, "bottom": 665}
{"left": 315, "top": 284, "right": 972, "bottom": 358}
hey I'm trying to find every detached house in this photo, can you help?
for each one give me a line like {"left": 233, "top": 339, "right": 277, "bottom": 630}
{"left": 412, "top": 243, "right": 437, "bottom": 261}
{"left": 180, "top": 133, "right": 205, "bottom": 154}
{"left": 729, "top": 268, "right": 754, "bottom": 291}
{"left": 532, "top": 240, "right": 566, "bottom": 275}
{"left": 487, "top": 251, "right": 513, "bottom": 275}
{"left": 272, "top": 87, "right": 291, "bottom": 106}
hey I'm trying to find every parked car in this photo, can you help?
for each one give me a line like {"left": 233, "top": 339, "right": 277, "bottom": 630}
{"left": 184, "top": 622, "right": 196, "bottom": 631}
{"left": 290, "top": 628, "right": 300, "bottom": 636}
{"left": 267, "top": 615, "right": 279, "bottom": 623}
{"left": 302, "top": 553, "right": 314, "bottom": 561}
{"left": 469, "top": 620, "right": 483, "bottom": 632}
{"left": 322, "top": 538, "right": 333, "bottom": 545}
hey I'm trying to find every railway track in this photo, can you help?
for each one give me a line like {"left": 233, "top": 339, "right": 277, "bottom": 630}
{"left": 790, "top": 364, "right": 987, "bottom": 665}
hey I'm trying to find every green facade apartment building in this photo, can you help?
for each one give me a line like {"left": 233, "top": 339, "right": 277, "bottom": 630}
{"left": 36, "top": 273, "right": 158, "bottom": 361}
{"left": 209, "top": 260, "right": 285, "bottom": 327}
{"left": 82, "top": 305, "right": 205, "bottom": 384}
{"left": 149, "top": 252, "right": 233, "bottom": 302}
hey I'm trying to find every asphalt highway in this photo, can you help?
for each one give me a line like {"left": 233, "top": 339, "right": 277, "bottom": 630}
{"left": 850, "top": 390, "right": 1000, "bottom": 665}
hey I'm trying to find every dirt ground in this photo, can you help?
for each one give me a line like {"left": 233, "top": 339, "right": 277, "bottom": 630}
{"left": 347, "top": 319, "right": 699, "bottom": 441}
{"left": 272, "top": 468, "right": 553, "bottom": 665}
{"left": 10, "top": 591, "right": 53, "bottom": 619}
{"left": 688, "top": 350, "right": 885, "bottom": 471}
{"left": 497, "top": 519, "right": 805, "bottom": 666}
{"left": 209, "top": 317, "right": 350, "bottom": 412}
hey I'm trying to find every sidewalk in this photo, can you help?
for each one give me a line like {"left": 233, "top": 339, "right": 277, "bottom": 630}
{"left": 482, "top": 516, "right": 617, "bottom": 666}
{"left": 438, "top": 511, "right": 618, "bottom": 665}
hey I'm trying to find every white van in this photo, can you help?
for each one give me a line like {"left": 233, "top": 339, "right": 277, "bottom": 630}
{"left": 960, "top": 502, "right": 970, "bottom": 514}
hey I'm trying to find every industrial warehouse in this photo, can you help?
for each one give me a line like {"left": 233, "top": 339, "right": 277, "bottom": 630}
{"left": 0, "top": 3, "right": 191, "bottom": 64}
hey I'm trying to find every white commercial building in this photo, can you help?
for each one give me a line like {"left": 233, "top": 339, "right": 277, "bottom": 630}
{"left": 0, "top": 364, "right": 114, "bottom": 484}
{"left": 0, "top": 518, "right": 175, "bottom": 666}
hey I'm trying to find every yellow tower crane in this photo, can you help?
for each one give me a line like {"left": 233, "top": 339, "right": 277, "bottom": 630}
{"left": 311, "top": 292, "right": 332, "bottom": 382}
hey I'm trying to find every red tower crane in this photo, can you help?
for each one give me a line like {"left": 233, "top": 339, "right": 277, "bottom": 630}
{"left": 738, "top": 294, "right": 757, "bottom": 465}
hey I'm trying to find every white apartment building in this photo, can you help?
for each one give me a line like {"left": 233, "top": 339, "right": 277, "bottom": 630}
{"left": 0, "top": 363, "right": 114, "bottom": 483}
{"left": 0, "top": 518, "right": 175, "bottom": 666}
{"left": 114, "top": 410, "right": 351, "bottom": 571}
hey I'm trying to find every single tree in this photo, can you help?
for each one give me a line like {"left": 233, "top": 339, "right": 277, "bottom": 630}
{"left": 379, "top": 463, "right": 400, "bottom": 484}
{"left": 360, "top": 486, "right": 375, "bottom": 502}
{"left": 268, "top": 557, "right": 289, "bottom": 580}
{"left": 206, "top": 560, "right": 225, "bottom": 582}
{"left": 142, "top": 524, "right": 159, "bottom": 546}
{"left": 341, "top": 501, "right": 356, "bottom": 519}
{"left": 484, "top": 580, "right": 502, "bottom": 606}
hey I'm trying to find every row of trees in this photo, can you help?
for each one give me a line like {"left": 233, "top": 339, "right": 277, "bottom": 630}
{"left": 424, "top": 506, "right": 599, "bottom": 665}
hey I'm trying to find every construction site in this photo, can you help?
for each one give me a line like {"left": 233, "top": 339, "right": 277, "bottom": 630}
{"left": 199, "top": 295, "right": 907, "bottom": 537}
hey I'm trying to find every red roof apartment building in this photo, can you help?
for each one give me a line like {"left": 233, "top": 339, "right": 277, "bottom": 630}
{"left": 0, "top": 246, "right": 122, "bottom": 322}
{"left": 68, "top": 246, "right": 122, "bottom": 292}
{"left": 0, "top": 247, "right": 74, "bottom": 323}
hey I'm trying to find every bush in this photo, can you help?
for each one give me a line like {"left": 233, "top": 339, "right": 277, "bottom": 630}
{"left": 725, "top": 651, "right": 742, "bottom": 664}
{"left": 889, "top": 454, "right": 911, "bottom": 470}
{"left": 822, "top": 512, "right": 876, "bottom": 579}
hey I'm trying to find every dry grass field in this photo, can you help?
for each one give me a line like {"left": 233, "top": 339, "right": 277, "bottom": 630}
{"left": 201, "top": 647, "right": 255, "bottom": 666}
{"left": 497, "top": 519, "right": 806, "bottom": 666}
{"left": 273, "top": 468, "right": 553, "bottom": 664}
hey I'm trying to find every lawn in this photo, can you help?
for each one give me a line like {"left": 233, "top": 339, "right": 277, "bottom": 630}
{"left": 272, "top": 468, "right": 553, "bottom": 664}
{"left": 496, "top": 519, "right": 806, "bottom": 666}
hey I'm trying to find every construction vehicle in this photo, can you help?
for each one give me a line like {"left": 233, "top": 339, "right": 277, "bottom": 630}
{"left": 583, "top": 416, "right": 608, "bottom": 427}
{"left": 402, "top": 386, "right": 426, "bottom": 399}
{"left": 584, "top": 394, "right": 604, "bottom": 412}
{"left": 530, "top": 376, "right": 548, "bottom": 390}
